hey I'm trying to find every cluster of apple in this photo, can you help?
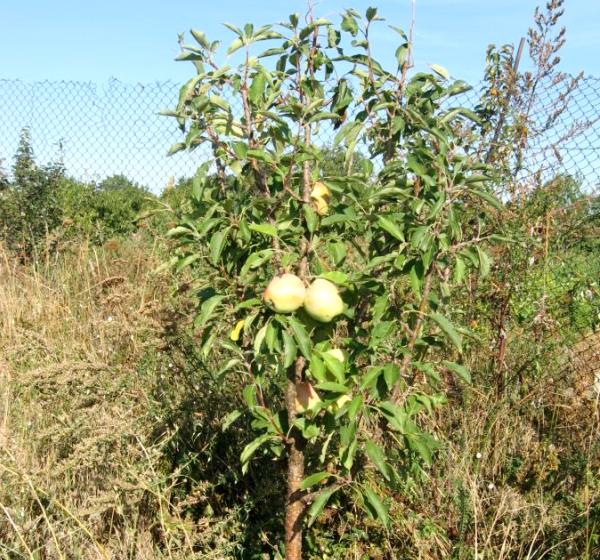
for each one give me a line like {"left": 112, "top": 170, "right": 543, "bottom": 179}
{"left": 259, "top": 181, "right": 350, "bottom": 414}
{"left": 294, "top": 348, "right": 352, "bottom": 414}
{"left": 263, "top": 274, "right": 344, "bottom": 323}
{"left": 263, "top": 275, "right": 348, "bottom": 413}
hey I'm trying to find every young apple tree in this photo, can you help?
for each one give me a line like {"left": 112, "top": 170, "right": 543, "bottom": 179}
{"left": 166, "top": 6, "right": 499, "bottom": 559}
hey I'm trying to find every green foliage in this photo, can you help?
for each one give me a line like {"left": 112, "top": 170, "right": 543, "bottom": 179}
{"left": 93, "top": 175, "right": 151, "bottom": 237}
{"left": 0, "top": 128, "right": 62, "bottom": 256}
{"left": 0, "top": 131, "right": 157, "bottom": 250}
{"left": 166, "top": 6, "right": 498, "bottom": 549}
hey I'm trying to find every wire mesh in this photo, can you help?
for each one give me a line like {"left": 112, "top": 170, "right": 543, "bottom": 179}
{"left": 0, "top": 76, "right": 598, "bottom": 193}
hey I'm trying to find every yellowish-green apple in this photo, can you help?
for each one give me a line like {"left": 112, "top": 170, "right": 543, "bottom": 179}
{"left": 310, "top": 181, "right": 331, "bottom": 216}
{"left": 304, "top": 278, "right": 344, "bottom": 322}
{"left": 311, "top": 182, "right": 331, "bottom": 200}
{"left": 312, "top": 196, "right": 329, "bottom": 216}
{"left": 294, "top": 382, "right": 321, "bottom": 413}
{"left": 263, "top": 273, "right": 306, "bottom": 313}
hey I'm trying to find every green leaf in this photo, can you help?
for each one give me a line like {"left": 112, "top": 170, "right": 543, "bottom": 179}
{"left": 405, "top": 431, "right": 437, "bottom": 465}
{"left": 265, "top": 321, "right": 278, "bottom": 353}
{"left": 249, "top": 71, "right": 266, "bottom": 104}
{"left": 407, "top": 153, "right": 427, "bottom": 177}
{"left": 342, "top": 438, "right": 358, "bottom": 470}
{"left": 389, "top": 25, "right": 407, "bottom": 39}
{"left": 216, "top": 358, "right": 241, "bottom": 380}
{"left": 366, "top": 6, "right": 378, "bottom": 21}
{"left": 363, "top": 487, "right": 389, "bottom": 528}
{"left": 321, "top": 213, "right": 356, "bottom": 226}
{"left": 287, "top": 316, "right": 312, "bottom": 359}
{"left": 441, "top": 107, "right": 482, "bottom": 125}
{"left": 333, "top": 121, "right": 362, "bottom": 148}
{"left": 167, "top": 142, "right": 186, "bottom": 156}
{"left": 249, "top": 223, "right": 278, "bottom": 237}
{"left": 242, "top": 385, "right": 257, "bottom": 408}
{"left": 247, "top": 149, "right": 273, "bottom": 163}
{"left": 360, "top": 366, "right": 384, "bottom": 390}
{"left": 347, "top": 395, "right": 363, "bottom": 421}
{"left": 209, "top": 227, "right": 230, "bottom": 265}
{"left": 222, "top": 410, "right": 242, "bottom": 431}
{"left": 430, "top": 63, "right": 449, "bottom": 80}
{"left": 321, "top": 352, "right": 346, "bottom": 383}
{"left": 315, "top": 382, "right": 349, "bottom": 394}
{"left": 395, "top": 45, "right": 408, "bottom": 67}
{"left": 446, "top": 80, "right": 472, "bottom": 96}
{"left": 234, "top": 298, "right": 261, "bottom": 311}
{"left": 377, "top": 216, "right": 404, "bottom": 241}
{"left": 240, "top": 249, "right": 274, "bottom": 278}
{"left": 240, "top": 433, "right": 274, "bottom": 474}
{"left": 319, "top": 271, "right": 348, "bottom": 286}
{"left": 377, "top": 401, "right": 408, "bottom": 432}
{"left": 430, "top": 312, "right": 463, "bottom": 353}
{"left": 365, "top": 440, "right": 391, "bottom": 481}
{"left": 309, "top": 354, "right": 327, "bottom": 383}
{"left": 409, "top": 262, "right": 423, "bottom": 297}
{"left": 282, "top": 330, "right": 297, "bottom": 368}
{"left": 453, "top": 256, "right": 466, "bottom": 284}
{"left": 227, "top": 37, "right": 244, "bottom": 55}
{"left": 259, "top": 47, "right": 286, "bottom": 58}
{"left": 304, "top": 205, "right": 318, "bottom": 234}
{"left": 166, "top": 225, "right": 194, "bottom": 239}
{"left": 200, "top": 331, "right": 217, "bottom": 359}
{"left": 175, "top": 253, "right": 201, "bottom": 272}
{"left": 341, "top": 14, "right": 359, "bottom": 36}
{"left": 223, "top": 22, "right": 243, "bottom": 37}
{"left": 476, "top": 246, "right": 491, "bottom": 278}
{"left": 253, "top": 323, "right": 268, "bottom": 355}
{"left": 328, "top": 242, "right": 347, "bottom": 266}
{"left": 197, "top": 217, "right": 222, "bottom": 239}
{"left": 232, "top": 142, "right": 248, "bottom": 159}
{"left": 308, "top": 112, "right": 339, "bottom": 124}
{"left": 195, "top": 295, "right": 226, "bottom": 328}
{"left": 190, "top": 29, "right": 209, "bottom": 48}
{"left": 307, "top": 487, "right": 336, "bottom": 527}
{"left": 383, "top": 363, "right": 400, "bottom": 389}
{"left": 209, "top": 95, "right": 230, "bottom": 111}
{"left": 300, "top": 471, "right": 331, "bottom": 490}
{"left": 442, "top": 360, "right": 471, "bottom": 383}
{"left": 468, "top": 188, "right": 503, "bottom": 211}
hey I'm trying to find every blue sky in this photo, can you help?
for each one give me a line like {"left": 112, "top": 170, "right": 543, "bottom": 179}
{"left": 1, "top": 0, "right": 599, "bottom": 84}
{"left": 1, "top": 1, "right": 598, "bottom": 192}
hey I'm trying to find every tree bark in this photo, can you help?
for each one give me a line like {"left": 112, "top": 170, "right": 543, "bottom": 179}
{"left": 284, "top": 357, "right": 306, "bottom": 560}
{"left": 284, "top": 110, "right": 314, "bottom": 560}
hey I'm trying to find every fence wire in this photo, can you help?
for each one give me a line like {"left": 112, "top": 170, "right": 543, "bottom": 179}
{"left": 0, "top": 76, "right": 598, "bottom": 193}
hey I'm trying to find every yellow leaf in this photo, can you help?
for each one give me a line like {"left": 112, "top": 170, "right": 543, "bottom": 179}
{"left": 230, "top": 319, "right": 245, "bottom": 342}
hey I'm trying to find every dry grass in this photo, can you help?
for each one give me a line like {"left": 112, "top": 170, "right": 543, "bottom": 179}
{"left": 0, "top": 236, "right": 228, "bottom": 559}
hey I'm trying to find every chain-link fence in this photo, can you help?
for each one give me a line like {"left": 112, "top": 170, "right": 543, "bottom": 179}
{"left": 0, "top": 76, "right": 598, "bottom": 193}
{"left": 513, "top": 76, "right": 600, "bottom": 191}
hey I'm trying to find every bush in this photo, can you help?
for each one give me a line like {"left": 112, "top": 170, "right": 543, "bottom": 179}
{"left": 0, "top": 130, "right": 158, "bottom": 250}
{"left": 0, "top": 128, "right": 62, "bottom": 257}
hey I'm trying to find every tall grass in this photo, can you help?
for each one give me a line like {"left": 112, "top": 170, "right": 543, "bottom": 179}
{"left": 0, "top": 236, "right": 205, "bottom": 559}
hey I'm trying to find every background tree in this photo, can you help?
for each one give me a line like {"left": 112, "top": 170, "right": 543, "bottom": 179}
{"left": 0, "top": 127, "right": 62, "bottom": 256}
